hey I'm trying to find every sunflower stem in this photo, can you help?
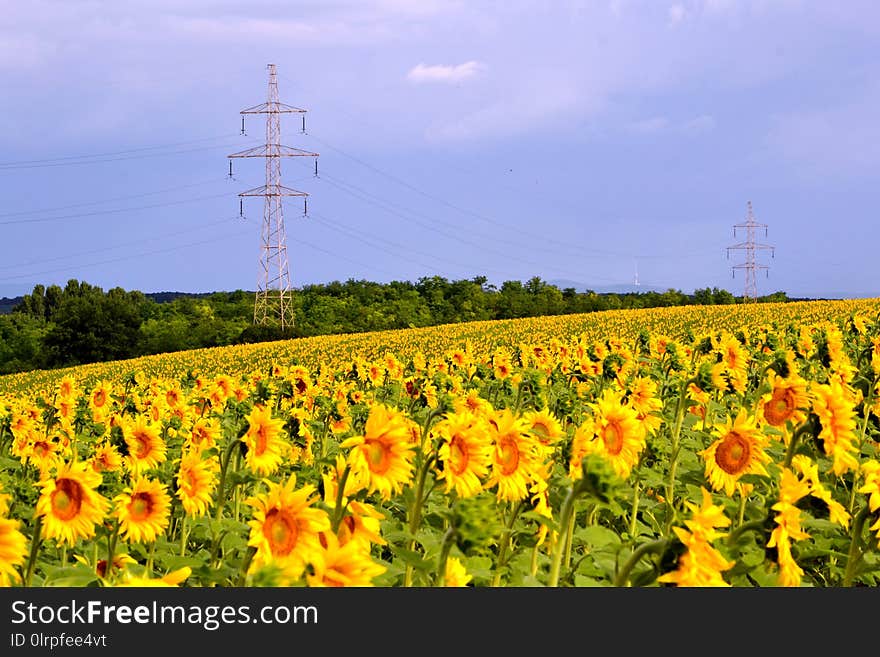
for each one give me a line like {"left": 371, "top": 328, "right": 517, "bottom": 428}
{"left": 547, "top": 481, "right": 582, "bottom": 587}
{"left": 664, "top": 377, "right": 694, "bottom": 532}
{"left": 842, "top": 505, "right": 871, "bottom": 587}
{"left": 629, "top": 477, "right": 641, "bottom": 538}
{"left": 783, "top": 418, "right": 813, "bottom": 469}
{"left": 105, "top": 520, "right": 120, "bottom": 582}
{"left": 145, "top": 541, "right": 155, "bottom": 574}
{"left": 237, "top": 546, "right": 257, "bottom": 586}
{"left": 848, "top": 378, "right": 876, "bottom": 513}
{"left": 613, "top": 538, "right": 670, "bottom": 587}
{"left": 435, "top": 526, "right": 457, "bottom": 587}
{"left": 727, "top": 519, "right": 765, "bottom": 546}
{"left": 737, "top": 485, "right": 747, "bottom": 526}
{"left": 491, "top": 500, "right": 524, "bottom": 587}
{"left": 403, "top": 455, "right": 435, "bottom": 587}
{"left": 563, "top": 507, "right": 576, "bottom": 573}
{"left": 23, "top": 515, "right": 43, "bottom": 587}
{"left": 213, "top": 436, "right": 240, "bottom": 523}
{"left": 179, "top": 516, "right": 188, "bottom": 557}
{"left": 330, "top": 464, "right": 352, "bottom": 534}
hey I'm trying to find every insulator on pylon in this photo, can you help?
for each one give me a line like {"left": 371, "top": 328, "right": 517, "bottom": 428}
{"left": 302, "top": 115, "right": 306, "bottom": 134}
{"left": 241, "top": 116, "right": 246, "bottom": 135}
{"left": 228, "top": 161, "right": 233, "bottom": 178}
{"left": 303, "top": 198, "right": 308, "bottom": 216}
{"left": 314, "top": 160, "right": 318, "bottom": 177}
{"left": 240, "top": 198, "right": 244, "bottom": 218}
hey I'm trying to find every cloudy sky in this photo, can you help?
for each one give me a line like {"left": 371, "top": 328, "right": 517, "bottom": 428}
{"left": 0, "top": 0, "right": 878, "bottom": 299}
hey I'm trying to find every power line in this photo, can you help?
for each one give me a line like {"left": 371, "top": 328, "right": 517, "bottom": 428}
{"left": 0, "top": 216, "right": 240, "bottom": 272}
{"left": 0, "top": 227, "right": 252, "bottom": 282}
{"left": 0, "top": 134, "right": 244, "bottom": 168}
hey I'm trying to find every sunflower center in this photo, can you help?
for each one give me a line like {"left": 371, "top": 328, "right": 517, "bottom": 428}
{"left": 531, "top": 422, "right": 550, "bottom": 442}
{"left": 602, "top": 423, "right": 624, "bottom": 455}
{"left": 129, "top": 492, "right": 155, "bottom": 521}
{"left": 93, "top": 391, "right": 106, "bottom": 407}
{"left": 181, "top": 469, "right": 199, "bottom": 497}
{"left": 254, "top": 425, "right": 270, "bottom": 456}
{"left": 765, "top": 388, "right": 796, "bottom": 426}
{"left": 33, "top": 441, "right": 50, "bottom": 457}
{"left": 715, "top": 432, "right": 751, "bottom": 474}
{"left": 448, "top": 436, "right": 469, "bottom": 475}
{"left": 132, "top": 432, "right": 151, "bottom": 458}
{"left": 497, "top": 437, "right": 520, "bottom": 475}
{"left": 51, "top": 478, "right": 84, "bottom": 521}
{"left": 365, "top": 439, "right": 390, "bottom": 474}
{"left": 263, "top": 509, "right": 298, "bottom": 556}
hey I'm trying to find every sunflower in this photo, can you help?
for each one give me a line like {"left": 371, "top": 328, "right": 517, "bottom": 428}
{"left": 176, "top": 451, "right": 219, "bottom": 518}
{"left": 435, "top": 411, "right": 493, "bottom": 499}
{"left": 36, "top": 461, "right": 109, "bottom": 547}
{"left": 522, "top": 408, "right": 565, "bottom": 446}
{"left": 56, "top": 375, "right": 78, "bottom": 400}
{"left": 443, "top": 556, "right": 473, "bottom": 587}
{"left": 858, "top": 460, "right": 880, "bottom": 512}
{"left": 122, "top": 415, "right": 167, "bottom": 475}
{"left": 768, "top": 469, "right": 811, "bottom": 587}
{"left": 336, "top": 501, "right": 386, "bottom": 548}
{"left": 246, "top": 474, "right": 330, "bottom": 582}
{"left": 242, "top": 404, "right": 289, "bottom": 477}
{"left": 700, "top": 410, "right": 771, "bottom": 496}
{"left": 88, "top": 379, "right": 115, "bottom": 422}
{"left": 484, "top": 408, "right": 545, "bottom": 502}
{"left": 0, "top": 486, "right": 27, "bottom": 586}
{"left": 306, "top": 531, "right": 387, "bottom": 587}
{"left": 90, "top": 442, "right": 123, "bottom": 474}
{"left": 579, "top": 389, "right": 646, "bottom": 480}
{"left": 791, "top": 455, "right": 850, "bottom": 529}
{"left": 811, "top": 380, "right": 860, "bottom": 476}
{"left": 657, "top": 488, "right": 734, "bottom": 587}
{"left": 453, "top": 389, "right": 493, "bottom": 418}
{"left": 25, "top": 436, "right": 64, "bottom": 479}
{"left": 628, "top": 377, "right": 663, "bottom": 435}
{"left": 188, "top": 417, "right": 220, "bottom": 453}
{"left": 759, "top": 371, "right": 810, "bottom": 429}
{"left": 114, "top": 477, "right": 172, "bottom": 544}
{"left": 341, "top": 404, "right": 415, "bottom": 501}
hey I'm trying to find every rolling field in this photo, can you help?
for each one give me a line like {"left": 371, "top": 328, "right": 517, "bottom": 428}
{"left": 2, "top": 298, "right": 880, "bottom": 587}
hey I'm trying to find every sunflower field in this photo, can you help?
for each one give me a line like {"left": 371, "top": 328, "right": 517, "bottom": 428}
{"left": 1, "top": 298, "right": 880, "bottom": 588}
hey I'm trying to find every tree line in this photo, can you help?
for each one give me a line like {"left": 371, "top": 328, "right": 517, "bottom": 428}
{"left": 0, "top": 276, "right": 793, "bottom": 374}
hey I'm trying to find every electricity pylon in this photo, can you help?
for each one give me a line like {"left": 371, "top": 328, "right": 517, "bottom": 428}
{"left": 228, "top": 63, "right": 318, "bottom": 331}
{"left": 726, "top": 200, "right": 774, "bottom": 302}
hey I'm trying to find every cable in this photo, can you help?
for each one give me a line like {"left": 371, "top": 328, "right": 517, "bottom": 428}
{"left": 0, "top": 191, "right": 240, "bottom": 226}
{"left": 0, "top": 134, "right": 241, "bottom": 167}
{"left": 0, "top": 177, "right": 233, "bottom": 219}
{"left": 0, "top": 216, "right": 241, "bottom": 272}
{"left": 0, "top": 228, "right": 253, "bottom": 282}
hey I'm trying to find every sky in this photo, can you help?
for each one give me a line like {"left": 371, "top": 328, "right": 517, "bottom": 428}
{"left": 0, "top": 0, "right": 878, "bottom": 300}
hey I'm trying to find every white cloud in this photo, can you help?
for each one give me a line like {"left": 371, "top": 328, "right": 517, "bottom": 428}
{"left": 406, "top": 61, "right": 485, "bottom": 84}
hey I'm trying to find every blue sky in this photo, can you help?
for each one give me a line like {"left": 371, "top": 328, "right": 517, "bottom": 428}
{"left": 0, "top": 0, "right": 878, "bottom": 300}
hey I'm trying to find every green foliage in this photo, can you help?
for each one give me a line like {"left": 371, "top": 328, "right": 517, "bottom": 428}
{"left": 0, "top": 276, "right": 790, "bottom": 375}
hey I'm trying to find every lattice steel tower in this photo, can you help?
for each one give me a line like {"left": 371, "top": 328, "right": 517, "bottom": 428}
{"left": 726, "top": 201, "right": 774, "bottom": 302}
{"left": 228, "top": 63, "right": 318, "bottom": 331}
